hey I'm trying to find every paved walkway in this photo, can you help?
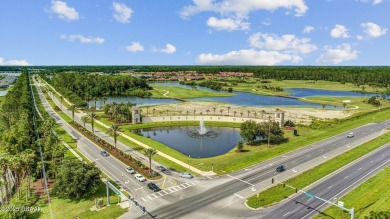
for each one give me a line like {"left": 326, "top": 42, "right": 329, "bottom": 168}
{"left": 38, "top": 78, "right": 216, "bottom": 176}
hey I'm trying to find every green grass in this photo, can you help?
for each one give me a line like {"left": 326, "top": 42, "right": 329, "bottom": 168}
{"left": 209, "top": 78, "right": 386, "bottom": 97}
{"left": 301, "top": 96, "right": 390, "bottom": 112}
{"left": 150, "top": 85, "right": 234, "bottom": 99}
{"left": 246, "top": 131, "right": 390, "bottom": 208}
{"left": 30, "top": 183, "right": 126, "bottom": 219}
{"left": 0, "top": 96, "right": 4, "bottom": 107}
{"left": 314, "top": 165, "right": 390, "bottom": 219}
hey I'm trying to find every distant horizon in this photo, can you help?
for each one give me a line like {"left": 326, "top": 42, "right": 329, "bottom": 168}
{"left": 1, "top": 1, "right": 389, "bottom": 65}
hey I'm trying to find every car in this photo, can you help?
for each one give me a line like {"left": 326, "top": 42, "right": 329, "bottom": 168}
{"left": 156, "top": 165, "right": 166, "bottom": 172}
{"left": 147, "top": 182, "right": 161, "bottom": 192}
{"left": 100, "top": 151, "right": 109, "bottom": 157}
{"left": 179, "top": 172, "right": 193, "bottom": 178}
{"left": 347, "top": 133, "right": 354, "bottom": 138}
{"left": 276, "top": 165, "right": 285, "bottom": 172}
{"left": 125, "top": 166, "right": 135, "bottom": 174}
{"left": 134, "top": 173, "right": 146, "bottom": 182}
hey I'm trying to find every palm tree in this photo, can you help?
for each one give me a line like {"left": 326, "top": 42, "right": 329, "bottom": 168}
{"left": 193, "top": 110, "right": 196, "bottom": 115}
{"left": 213, "top": 107, "right": 216, "bottom": 115}
{"left": 220, "top": 109, "right": 223, "bottom": 115}
{"left": 107, "top": 124, "right": 120, "bottom": 148}
{"left": 206, "top": 109, "right": 210, "bottom": 115}
{"left": 68, "top": 105, "right": 76, "bottom": 121}
{"left": 153, "top": 108, "right": 156, "bottom": 116}
{"left": 102, "top": 97, "right": 108, "bottom": 105}
{"left": 143, "top": 148, "right": 158, "bottom": 175}
{"left": 227, "top": 107, "right": 231, "bottom": 116}
{"left": 240, "top": 112, "right": 243, "bottom": 118}
{"left": 233, "top": 111, "right": 237, "bottom": 117}
{"left": 20, "top": 149, "right": 35, "bottom": 201}
{"left": 146, "top": 106, "right": 149, "bottom": 116}
{"left": 261, "top": 110, "right": 265, "bottom": 119}
{"left": 59, "top": 96, "right": 64, "bottom": 108}
{"left": 81, "top": 116, "right": 89, "bottom": 128}
{"left": 247, "top": 110, "right": 250, "bottom": 117}
{"left": 254, "top": 112, "right": 257, "bottom": 118}
{"left": 9, "top": 156, "right": 22, "bottom": 200}
{"left": 0, "top": 153, "right": 9, "bottom": 203}
{"left": 88, "top": 112, "right": 98, "bottom": 133}
{"left": 186, "top": 111, "right": 189, "bottom": 116}
{"left": 166, "top": 109, "right": 169, "bottom": 116}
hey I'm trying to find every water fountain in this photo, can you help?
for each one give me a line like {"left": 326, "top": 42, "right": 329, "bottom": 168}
{"left": 187, "top": 117, "right": 219, "bottom": 138}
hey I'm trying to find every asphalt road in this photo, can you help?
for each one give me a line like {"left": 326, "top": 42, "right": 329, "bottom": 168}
{"left": 261, "top": 143, "right": 390, "bottom": 219}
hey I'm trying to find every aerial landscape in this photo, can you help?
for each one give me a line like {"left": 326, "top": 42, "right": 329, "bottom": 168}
{"left": 0, "top": 1, "right": 389, "bottom": 219}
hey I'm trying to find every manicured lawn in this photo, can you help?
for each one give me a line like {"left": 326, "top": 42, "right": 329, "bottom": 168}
{"left": 150, "top": 85, "right": 234, "bottom": 99}
{"left": 210, "top": 78, "right": 386, "bottom": 96}
{"left": 314, "top": 165, "right": 390, "bottom": 219}
{"left": 301, "top": 96, "right": 390, "bottom": 112}
{"left": 246, "top": 131, "right": 390, "bottom": 208}
{"left": 30, "top": 183, "right": 126, "bottom": 219}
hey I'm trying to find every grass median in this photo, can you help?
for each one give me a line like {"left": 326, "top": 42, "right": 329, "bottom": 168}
{"left": 246, "top": 131, "right": 390, "bottom": 208}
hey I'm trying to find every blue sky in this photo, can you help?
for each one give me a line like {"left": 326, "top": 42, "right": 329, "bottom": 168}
{"left": 0, "top": 0, "right": 389, "bottom": 66}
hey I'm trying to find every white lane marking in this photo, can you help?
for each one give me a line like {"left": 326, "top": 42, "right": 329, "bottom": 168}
{"left": 251, "top": 187, "right": 256, "bottom": 192}
{"left": 344, "top": 176, "right": 349, "bottom": 179}
{"left": 283, "top": 212, "right": 290, "bottom": 217}
{"left": 292, "top": 169, "right": 298, "bottom": 173}
{"left": 301, "top": 159, "right": 390, "bottom": 219}
{"left": 322, "top": 155, "right": 327, "bottom": 159}
{"left": 358, "top": 168, "right": 362, "bottom": 170}
{"left": 141, "top": 182, "right": 196, "bottom": 202}
{"left": 234, "top": 193, "right": 244, "bottom": 199}
{"left": 328, "top": 186, "right": 333, "bottom": 189}
{"left": 227, "top": 174, "right": 254, "bottom": 186}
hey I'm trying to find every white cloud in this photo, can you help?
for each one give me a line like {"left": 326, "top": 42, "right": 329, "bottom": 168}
{"left": 262, "top": 18, "right": 271, "bottom": 26}
{"left": 155, "top": 44, "right": 176, "bottom": 54}
{"left": 317, "top": 44, "right": 358, "bottom": 64}
{"left": 60, "top": 34, "right": 105, "bottom": 44}
{"left": 49, "top": 1, "right": 79, "bottom": 21}
{"left": 125, "top": 42, "right": 144, "bottom": 52}
{"left": 303, "top": 26, "right": 314, "bottom": 34}
{"left": 197, "top": 49, "right": 298, "bottom": 65}
{"left": 181, "top": 0, "right": 308, "bottom": 18}
{"left": 356, "top": 35, "right": 364, "bottom": 40}
{"left": 330, "top": 24, "right": 349, "bottom": 38}
{"left": 361, "top": 22, "right": 387, "bottom": 37}
{"left": 0, "top": 57, "right": 30, "bottom": 66}
{"left": 113, "top": 2, "right": 133, "bottom": 23}
{"left": 181, "top": 0, "right": 307, "bottom": 31}
{"left": 249, "top": 33, "right": 317, "bottom": 54}
{"left": 207, "top": 17, "right": 249, "bottom": 31}
{"left": 357, "top": 0, "right": 382, "bottom": 5}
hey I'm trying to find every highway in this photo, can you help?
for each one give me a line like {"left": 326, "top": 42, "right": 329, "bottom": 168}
{"left": 33, "top": 77, "right": 390, "bottom": 219}
{"left": 261, "top": 143, "right": 390, "bottom": 219}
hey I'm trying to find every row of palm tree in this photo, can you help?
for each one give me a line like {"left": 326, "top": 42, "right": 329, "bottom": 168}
{"left": 102, "top": 102, "right": 134, "bottom": 123}
{"left": 149, "top": 108, "right": 268, "bottom": 118}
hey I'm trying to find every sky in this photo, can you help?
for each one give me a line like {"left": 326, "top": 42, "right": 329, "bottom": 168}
{"left": 0, "top": 0, "right": 389, "bottom": 66}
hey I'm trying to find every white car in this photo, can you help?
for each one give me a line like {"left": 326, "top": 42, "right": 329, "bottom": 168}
{"left": 125, "top": 166, "right": 135, "bottom": 174}
{"left": 134, "top": 173, "right": 146, "bottom": 182}
{"left": 179, "top": 172, "right": 194, "bottom": 179}
{"left": 346, "top": 133, "right": 354, "bottom": 138}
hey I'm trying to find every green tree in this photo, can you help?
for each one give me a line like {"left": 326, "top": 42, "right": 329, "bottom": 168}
{"left": 68, "top": 104, "right": 76, "bottom": 121}
{"left": 240, "top": 120, "right": 258, "bottom": 145}
{"left": 88, "top": 112, "right": 98, "bottom": 133}
{"left": 227, "top": 106, "right": 231, "bottom": 116}
{"left": 143, "top": 148, "right": 157, "bottom": 175}
{"left": 237, "top": 141, "right": 244, "bottom": 152}
{"left": 52, "top": 160, "right": 100, "bottom": 198}
{"left": 81, "top": 116, "right": 89, "bottom": 128}
{"left": 107, "top": 124, "right": 120, "bottom": 148}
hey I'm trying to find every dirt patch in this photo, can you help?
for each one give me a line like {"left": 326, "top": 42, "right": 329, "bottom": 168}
{"left": 31, "top": 178, "right": 54, "bottom": 198}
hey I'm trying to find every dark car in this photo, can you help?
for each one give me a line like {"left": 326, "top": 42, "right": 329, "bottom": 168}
{"left": 156, "top": 165, "right": 166, "bottom": 172}
{"left": 100, "top": 151, "right": 109, "bottom": 157}
{"left": 147, "top": 183, "right": 161, "bottom": 192}
{"left": 276, "top": 165, "right": 285, "bottom": 172}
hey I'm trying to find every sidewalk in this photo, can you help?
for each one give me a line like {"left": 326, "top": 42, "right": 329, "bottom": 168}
{"left": 38, "top": 77, "right": 216, "bottom": 176}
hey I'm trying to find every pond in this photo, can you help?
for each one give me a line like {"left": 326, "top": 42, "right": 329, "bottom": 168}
{"left": 285, "top": 88, "right": 386, "bottom": 98}
{"left": 136, "top": 126, "right": 242, "bottom": 158}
